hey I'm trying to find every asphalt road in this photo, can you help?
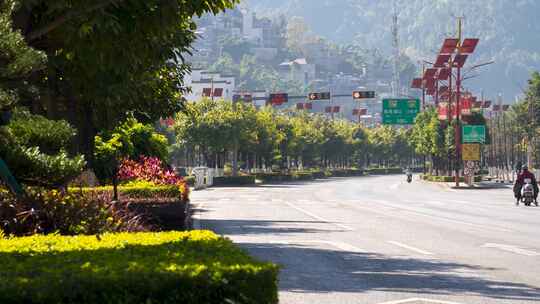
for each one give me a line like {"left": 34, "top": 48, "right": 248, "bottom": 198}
{"left": 191, "top": 175, "right": 540, "bottom": 304}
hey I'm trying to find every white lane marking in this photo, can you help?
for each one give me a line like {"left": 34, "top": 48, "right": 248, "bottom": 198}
{"left": 482, "top": 243, "right": 540, "bottom": 256}
{"left": 284, "top": 202, "right": 355, "bottom": 231}
{"left": 378, "top": 298, "right": 465, "bottom": 304}
{"left": 271, "top": 198, "right": 283, "bottom": 202}
{"left": 372, "top": 199, "right": 513, "bottom": 233}
{"left": 387, "top": 241, "right": 434, "bottom": 255}
{"left": 218, "top": 198, "right": 231, "bottom": 201}
{"left": 390, "top": 183, "right": 400, "bottom": 190}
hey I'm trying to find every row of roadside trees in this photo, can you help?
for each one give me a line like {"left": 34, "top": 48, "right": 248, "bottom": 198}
{"left": 172, "top": 99, "right": 417, "bottom": 175}
{"left": 409, "top": 72, "right": 540, "bottom": 179}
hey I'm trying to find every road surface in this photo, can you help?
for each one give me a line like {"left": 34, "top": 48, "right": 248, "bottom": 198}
{"left": 191, "top": 175, "right": 540, "bottom": 304}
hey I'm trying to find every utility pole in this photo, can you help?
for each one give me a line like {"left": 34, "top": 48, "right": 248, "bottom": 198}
{"left": 391, "top": 0, "right": 401, "bottom": 97}
{"left": 454, "top": 16, "right": 464, "bottom": 187}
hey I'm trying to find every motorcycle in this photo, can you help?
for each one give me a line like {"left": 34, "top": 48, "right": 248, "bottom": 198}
{"left": 406, "top": 173, "right": 412, "bottom": 183}
{"left": 519, "top": 178, "right": 538, "bottom": 206}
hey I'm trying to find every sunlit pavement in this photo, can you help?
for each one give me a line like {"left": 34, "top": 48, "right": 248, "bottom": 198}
{"left": 191, "top": 175, "right": 540, "bottom": 304}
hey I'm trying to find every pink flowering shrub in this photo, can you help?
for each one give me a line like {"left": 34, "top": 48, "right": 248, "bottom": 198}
{"left": 118, "top": 156, "right": 189, "bottom": 201}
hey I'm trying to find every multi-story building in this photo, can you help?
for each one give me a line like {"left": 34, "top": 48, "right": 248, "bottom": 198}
{"left": 278, "top": 58, "right": 316, "bottom": 86}
{"left": 184, "top": 69, "right": 236, "bottom": 102}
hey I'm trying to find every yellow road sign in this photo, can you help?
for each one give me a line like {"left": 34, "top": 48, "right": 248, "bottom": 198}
{"left": 462, "top": 143, "right": 481, "bottom": 161}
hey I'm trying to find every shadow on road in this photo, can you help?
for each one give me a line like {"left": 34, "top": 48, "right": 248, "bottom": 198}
{"left": 241, "top": 242, "right": 540, "bottom": 302}
{"left": 202, "top": 219, "right": 348, "bottom": 235}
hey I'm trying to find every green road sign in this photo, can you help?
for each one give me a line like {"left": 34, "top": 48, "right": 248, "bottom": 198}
{"left": 382, "top": 99, "right": 420, "bottom": 125}
{"left": 462, "top": 125, "right": 486, "bottom": 143}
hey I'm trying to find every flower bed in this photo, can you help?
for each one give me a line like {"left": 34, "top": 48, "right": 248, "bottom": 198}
{"left": 0, "top": 188, "right": 149, "bottom": 236}
{"left": 78, "top": 183, "right": 190, "bottom": 230}
{"left": 0, "top": 230, "right": 279, "bottom": 304}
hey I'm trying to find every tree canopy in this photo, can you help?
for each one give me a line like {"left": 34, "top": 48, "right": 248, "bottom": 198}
{"left": 6, "top": 0, "right": 239, "bottom": 164}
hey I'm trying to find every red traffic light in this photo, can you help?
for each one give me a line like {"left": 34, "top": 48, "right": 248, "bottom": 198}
{"left": 308, "top": 92, "right": 331, "bottom": 100}
{"left": 353, "top": 91, "right": 375, "bottom": 99}
{"left": 269, "top": 93, "right": 288, "bottom": 105}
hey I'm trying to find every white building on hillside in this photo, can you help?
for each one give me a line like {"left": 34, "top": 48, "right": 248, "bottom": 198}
{"left": 184, "top": 69, "right": 236, "bottom": 102}
{"left": 278, "top": 58, "right": 316, "bottom": 85}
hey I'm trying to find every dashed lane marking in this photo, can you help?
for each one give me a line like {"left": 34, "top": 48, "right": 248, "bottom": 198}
{"left": 387, "top": 241, "right": 434, "bottom": 255}
{"left": 482, "top": 243, "right": 540, "bottom": 256}
{"left": 378, "top": 298, "right": 465, "bottom": 304}
{"left": 371, "top": 199, "right": 513, "bottom": 233}
{"left": 285, "top": 201, "right": 355, "bottom": 231}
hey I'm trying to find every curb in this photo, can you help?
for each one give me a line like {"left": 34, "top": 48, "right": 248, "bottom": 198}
{"left": 191, "top": 202, "right": 203, "bottom": 230}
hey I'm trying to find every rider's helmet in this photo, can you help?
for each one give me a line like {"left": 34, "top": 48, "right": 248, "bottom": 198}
{"left": 522, "top": 164, "right": 529, "bottom": 171}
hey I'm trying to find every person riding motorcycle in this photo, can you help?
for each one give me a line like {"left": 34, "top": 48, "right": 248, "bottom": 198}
{"left": 405, "top": 168, "right": 412, "bottom": 183}
{"left": 513, "top": 165, "right": 538, "bottom": 204}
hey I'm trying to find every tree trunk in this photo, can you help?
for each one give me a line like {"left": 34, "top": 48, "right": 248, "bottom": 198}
{"left": 232, "top": 141, "right": 239, "bottom": 177}
{"left": 74, "top": 100, "right": 96, "bottom": 168}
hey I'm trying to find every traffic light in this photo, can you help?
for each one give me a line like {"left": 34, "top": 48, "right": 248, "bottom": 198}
{"left": 308, "top": 92, "right": 331, "bottom": 101}
{"left": 233, "top": 94, "right": 253, "bottom": 103}
{"left": 352, "top": 91, "right": 376, "bottom": 99}
{"left": 269, "top": 93, "right": 288, "bottom": 106}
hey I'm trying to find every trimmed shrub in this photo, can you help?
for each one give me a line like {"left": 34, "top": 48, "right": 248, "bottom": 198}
{"left": 0, "top": 230, "right": 279, "bottom": 304}
{"left": 422, "top": 175, "right": 483, "bottom": 183}
{"left": 214, "top": 175, "right": 256, "bottom": 186}
{"left": 291, "top": 172, "right": 314, "bottom": 181}
{"left": 366, "top": 167, "right": 403, "bottom": 175}
{"left": 80, "top": 183, "right": 183, "bottom": 200}
{"left": 0, "top": 108, "right": 85, "bottom": 187}
{"left": 309, "top": 171, "right": 324, "bottom": 179}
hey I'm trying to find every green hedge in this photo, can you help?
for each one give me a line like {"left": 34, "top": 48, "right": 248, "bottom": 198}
{"left": 79, "top": 184, "right": 182, "bottom": 200}
{"left": 213, "top": 175, "right": 256, "bottom": 186}
{"left": 0, "top": 230, "right": 279, "bottom": 304}
{"left": 365, "top": 167, "right": 403, "bottom": 175}
{"left": 255, "top": 169, "right": 365, "bottom": 183}
{"left": 422, "top": 175, "right": 482, "bottom": 183}
{"left": 184, "top": 175, "right": 196, "bottom": 186}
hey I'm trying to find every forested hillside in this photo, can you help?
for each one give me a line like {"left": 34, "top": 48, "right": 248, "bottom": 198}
{"left": 246, "top": 0, "right": 540, "bottom": 99}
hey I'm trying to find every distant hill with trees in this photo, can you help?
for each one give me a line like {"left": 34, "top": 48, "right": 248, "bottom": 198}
{"left": 246, "top": 0, "right": 540, "bottom": 100}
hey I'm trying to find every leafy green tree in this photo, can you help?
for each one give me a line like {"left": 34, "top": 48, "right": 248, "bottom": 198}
{"left": 94, "top": 118, "right": 169, "bottom": 181}
{"left": 9, "top": 0, "right": 239, "bottom": 166}
{"left": 0, "top": 1, "right": 46, "bottom": 110}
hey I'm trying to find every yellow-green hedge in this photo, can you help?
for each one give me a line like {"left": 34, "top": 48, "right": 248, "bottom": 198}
{"left": 0, "top": 230, "right": 278, "bottom": 304}
{"left": 77, "top": 184, "right": 184, "bottom": 200}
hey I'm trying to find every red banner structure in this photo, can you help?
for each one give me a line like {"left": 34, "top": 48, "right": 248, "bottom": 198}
{"left": 438, "top": 98, "right": 474, "bottom": 120}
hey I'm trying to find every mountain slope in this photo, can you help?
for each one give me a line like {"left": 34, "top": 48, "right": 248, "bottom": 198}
{"left": 246, "top": 0, "right": 540, "bottom": 99}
